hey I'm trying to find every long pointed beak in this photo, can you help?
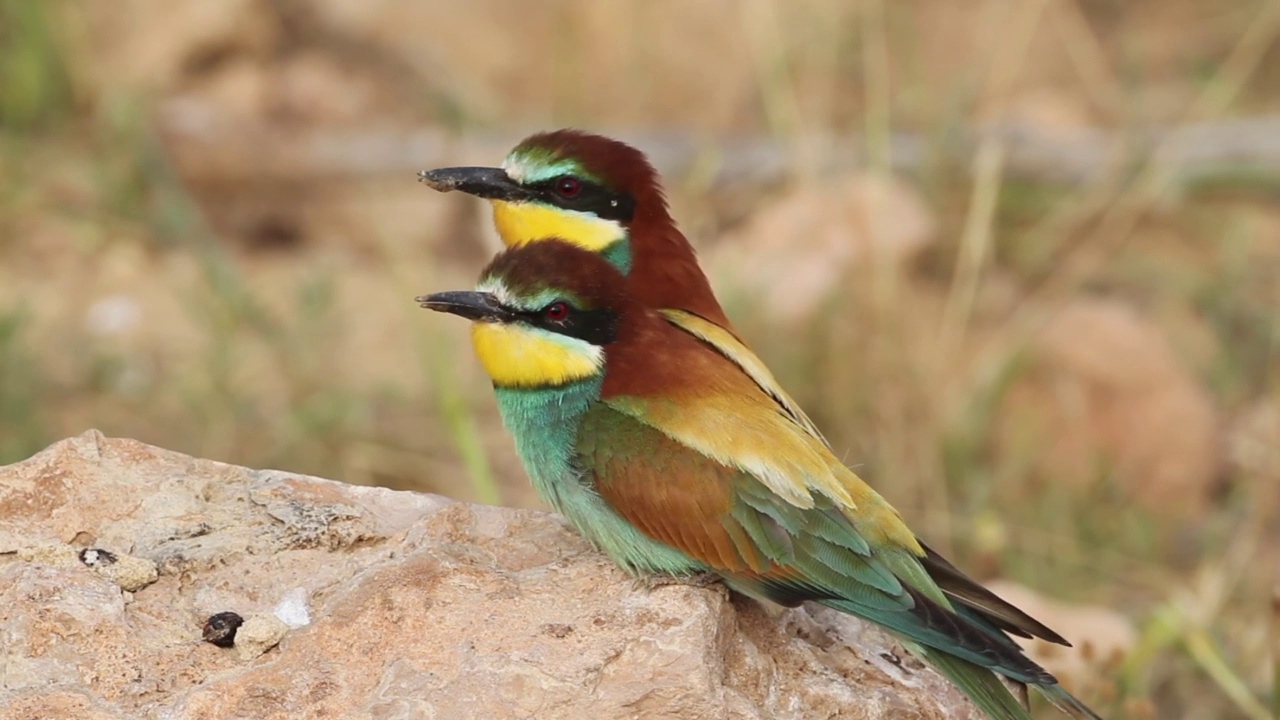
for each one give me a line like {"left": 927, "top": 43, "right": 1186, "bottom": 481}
{"left": 415, "top": 291, "right": 512, "bottom": 323}
{"left": 417, "top": 166, "right": 528, "bottom": 202}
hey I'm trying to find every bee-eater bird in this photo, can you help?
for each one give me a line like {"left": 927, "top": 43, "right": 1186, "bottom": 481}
{"left": 419, "top": 130, "right": 1079, "bottom": 662}
{"left": 416, "top": 239, "right": 1101, "bottom": 720}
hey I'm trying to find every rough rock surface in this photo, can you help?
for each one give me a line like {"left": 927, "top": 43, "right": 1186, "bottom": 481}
{"left": 0, "top": 432, "right": 984, "bottom": 719}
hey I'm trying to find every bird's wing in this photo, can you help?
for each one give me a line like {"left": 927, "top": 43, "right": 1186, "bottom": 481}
{"left": 659, "top": 309, "right": 827, "bottom": 443}
{"left": 659, "top": 308, "right": 1071, "bottom": 647}
{"left": 918, "top": 541, "right": 1069, "bottom": 644}
{"left": 578, "top": 398, "right": 1050, "bottom": 685}
{"left": 601, "top": 318, "right": 912, "bottom": 547}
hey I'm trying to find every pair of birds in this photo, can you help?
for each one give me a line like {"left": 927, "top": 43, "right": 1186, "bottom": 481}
{"left": 415, "top": 130, "right": 1101, "bottom": 720}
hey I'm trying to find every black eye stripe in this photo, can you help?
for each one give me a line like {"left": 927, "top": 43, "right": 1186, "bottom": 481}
{"left": 527, "top": 176, "right": 635, "bottom": 224}
{"left": 517, "top": 304, "right": 618, "bottom": 346}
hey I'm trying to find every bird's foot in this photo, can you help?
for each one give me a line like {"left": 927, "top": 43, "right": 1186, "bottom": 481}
{"left": 632, "top": 571, "right": 721, "bottom": 592}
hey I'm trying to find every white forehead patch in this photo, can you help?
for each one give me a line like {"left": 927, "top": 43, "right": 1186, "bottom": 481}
{"left": 476, "top": 276, "right": 515, "bottom": 306}
{"left": 500, "top": 156, "right": 528, "bottom": 183}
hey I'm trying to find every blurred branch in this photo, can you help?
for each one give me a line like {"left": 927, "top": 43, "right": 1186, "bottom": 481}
{"left": 156, "top": 110, "right": 1280, "bottom": 191}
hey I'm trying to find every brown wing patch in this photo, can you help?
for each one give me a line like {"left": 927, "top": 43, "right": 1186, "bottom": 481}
{"left": 578, "top": 403, "right": 756, "bottom": 574}
{"left": 601, "top": 310, "right": 923, "bottom": 553}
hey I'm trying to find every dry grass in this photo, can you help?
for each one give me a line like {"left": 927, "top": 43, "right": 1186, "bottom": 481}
{"left": 2, "top": 1, "right": 1278, "bottom": 717}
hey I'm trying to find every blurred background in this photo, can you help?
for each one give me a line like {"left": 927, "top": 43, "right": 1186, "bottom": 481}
{"left": 1, "top": 1, "right": 1277, "bottom": 717}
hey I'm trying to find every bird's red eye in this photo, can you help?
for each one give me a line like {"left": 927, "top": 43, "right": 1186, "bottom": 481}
{"left": 544, "top": 302, "right": 569, "bottom": 320}
{"left": 555, "top": 177, "right": 581, "bottom": 198}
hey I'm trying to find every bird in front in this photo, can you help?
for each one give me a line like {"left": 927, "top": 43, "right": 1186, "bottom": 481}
{"left": 416, "top": 238, "right": 1101, "bottom": 720}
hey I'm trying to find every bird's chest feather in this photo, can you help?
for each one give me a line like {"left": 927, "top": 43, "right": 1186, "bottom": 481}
{"left": 490, "top": 381, "right": 701, "bottom": 576}
{"left": 491, "top": 380, "right": 599, "bottom": 507}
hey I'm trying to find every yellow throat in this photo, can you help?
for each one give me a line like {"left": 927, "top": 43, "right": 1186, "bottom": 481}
{"left": 470, "top": 321, "right": 603, "bottom": 388}
{"left": 491, "top": 200, "right": 624, "bottom": 252}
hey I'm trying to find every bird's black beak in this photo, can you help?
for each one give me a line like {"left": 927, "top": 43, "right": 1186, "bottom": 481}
{"left": 417, "top": 166, "right": 529, "bottom": 202}
{"left": 415, "top": 291, "right": 513, "bottom": 323}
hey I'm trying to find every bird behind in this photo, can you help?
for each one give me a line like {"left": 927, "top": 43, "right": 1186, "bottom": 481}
{"left": 420, "top": 129, "right": 727, "bottom": 326}
{"left": 417, "top": 239, "right": 1102, "bottom": 720}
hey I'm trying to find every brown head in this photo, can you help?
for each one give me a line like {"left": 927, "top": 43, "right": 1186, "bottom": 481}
{"left": 418, "top": 237, "right": 735, "bottom": 395}
{"left": 417, "top": 239, "right": 637, "bottom": 390}
{"left": 419, "top": 129, "right": 729, "bottom": 327}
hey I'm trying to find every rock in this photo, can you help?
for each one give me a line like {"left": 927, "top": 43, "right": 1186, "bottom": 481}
{"left": 0, "top": 432, "right": 984, "bottom": 719}
{"left": 708, "top": 173, "right": 935, "bottom": 322}
{"left": 231, "top": 614, "right": 289, "bottom": 662}
{"left": 16, "top": 544, "right": 158, "bottom": 593}
{"left": 997, "top": 298, "right": 1222, "bottom": 517}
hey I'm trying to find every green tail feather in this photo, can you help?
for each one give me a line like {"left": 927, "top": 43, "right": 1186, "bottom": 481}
{"left": 913, "top": 643, "right": 1105, "bottom": 720}
{"left": 912, "top": 644, "right": 1034, "bottom": 720}
{"left": 1037, "top": 683, "right": 1105, "bottom": 720}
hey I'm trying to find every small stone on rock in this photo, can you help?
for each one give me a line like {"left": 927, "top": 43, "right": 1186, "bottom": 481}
{"left": 95, "top": 552, "right": 159, "bottom": 592}
{"left": 79, "top": 548, "right": 118, "bottom": 567}
{"left": 202, "top": 612, "right": 245, "bottom": 648}
{"left": 233, "top": 614, "right": 290, "bottom": 662}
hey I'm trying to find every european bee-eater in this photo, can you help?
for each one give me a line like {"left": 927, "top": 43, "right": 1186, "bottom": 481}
{"left": 416, "top": 240, "right": 1101, "bottom": 720}
{"left": 418, "top": 130, "right": 825, "bottom": 442}
{"left": 419, "top": 130, "right": 1079, "bottom": 661}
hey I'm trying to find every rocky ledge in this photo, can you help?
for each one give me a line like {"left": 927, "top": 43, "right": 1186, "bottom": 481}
{"left": 0, "top": 432, "right": 987, "bottom": 719}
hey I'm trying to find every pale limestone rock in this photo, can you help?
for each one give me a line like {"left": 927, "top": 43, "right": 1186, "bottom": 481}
{"left": 231, "top": 614, "right": 290, "bottom": 662}
{"left": 16, "top": 543, "right": 81, "bottom": 567}
{"left": 0, "top": 432, "right": 982, "bottom": 719}
{"left": 15, "top": 544, "right": 158, "bottom": 593}
{"left": 95, "top": 553, "right": 160, "bottom": 594}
